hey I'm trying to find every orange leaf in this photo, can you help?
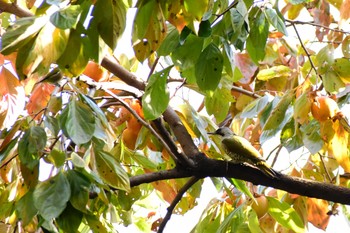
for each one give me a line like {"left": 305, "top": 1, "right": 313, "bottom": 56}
{"left": 0, "top": 67, "right": 25, "bottom": 130}
{"left": 340, "top": 0, "right": 350, "bottom": 28}
{"left": 26, "top": 83, "right": 55, "bottom": 120}
{"left": 151, "top": 180, "right": 177, "bottom": 204}
{"left": 307, "top": 198, "right": 330, "bottom": 230}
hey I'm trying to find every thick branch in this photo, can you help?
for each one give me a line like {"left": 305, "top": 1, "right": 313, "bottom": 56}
{"left": 130, "top": 156, "right": 350, "bottom": 205}
{"left": 0, "top": 1, "right": 32, "bottom": 17}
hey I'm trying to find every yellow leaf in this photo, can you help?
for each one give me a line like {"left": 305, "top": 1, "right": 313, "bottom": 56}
{"left": 0, "top": 67, "right": 25, "bottom": 130}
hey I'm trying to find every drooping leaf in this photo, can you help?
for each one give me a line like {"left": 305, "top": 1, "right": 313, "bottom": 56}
{"left": 23, "top": 22, "right": 70, "bottom": 76}
{"left": 50, "top": 5, "right": 82, "bottom": 29}
{"left": 157, "top": 28, "right": 180, "bottom": 56}
{"left": 56, "top": 202, "right": 83, "bottom": 233}
{"left": 267, "top": 197, "right": 305, "bottom": 233}
{"left": 205, "top": 85, "right": 232, "bottom": 122}
{"left": 92, "top": 0, "right": 127, "bottom": 50}
{"left": 300, "top": 120, "right": 324, "bottom": 154}
{"left": 260, "top": 91, "right": 294, "bottom": 143}
{"left": 142, "top": 67, "right": 171, "bottom": 120}
{"left": 0, "top": 16, "right": 47, "bottom": 55}
{"left": 16, "top": 190, "right": 38, "bottom": 226}
{"left": 62, "top": 98, "right": 95, "bottom": 145}
{"left": 94, "top": 148, "right": 130, "bottom": 191}
{"left": 57, "top": 29, "right": 89, "bottom": 76}
{"left": 294, "top": 92, "right": 311, "bottom": 124}
{"left": 195, "top": 43, "right": 224, "bottom": 91}
{"left": 66, "top": 170, "right": 90, "bottom": 212}
{"left": 85, "top": 214, "right": 108, "bottom": 233}
{"left": 18, "top": 126, "right": 47, "bottom": 170}
{"left": 0, "top": 67, "right": 26, "bottom": 130}
{"left": 33, "top": 172, "right": 71, "bottom": 220}
{"left": 264, "top": 8, "right": 288, "bottom": 35}
{"left": 246, "top": 9, "right": 269, "bottom": 64}
{"left": 26, "top": 82, "right": 55, "bottom": 120}
{"left": 133, "top": 0, "right": 166, "bottom": 61}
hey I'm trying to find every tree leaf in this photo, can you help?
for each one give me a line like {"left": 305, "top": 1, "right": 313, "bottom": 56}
{"left": 94, "top": 148, "right": 130, "bottom": 191}
{"left": 256, "top": 65, "right": 291, "bottom": 81}
{"left": 57, "top": 29, "right": 89, "bottom": 76}
{"left": 195, "top": 43, "right": 224, "bottom": 91}
{"left": 67, "top": 170, "right": 90, "bottom": 212}
{"left": 50, "top": 5, "right": 82, "bottom": 29}
{"left": 300, "top": 120, "right": 324, "bottom": 154}
{"left": 0, "top": 16, "right": 47, "bottom": 55}
{"left": 92, "top": 0, "right": 127, "bottom": 50}
{"left": 16, "top": 191, "right": 38, "bottom": 226}
{"left": 0, "top": 67, "right": 26, "bottom": 130}
{"left": 142, "top": 66, "right": 171, "bottom": 120}
{"left": 264, "top": 8, "right": 288, "bottom": 35}
{"left": 56, "top": 202, "right": 83, "bottom": 233}
{"left": 157, "top": 28, "right": 180, "bottom": 56}
{"left": 23, "top": 22, "right": 70, "bottom": 76}
{"left": 205, "top": 85, "right": 232, "bottom": 122}
{"left": 260, "top": 91, "right": 294, "bottom": 143}
{"left": 63, "top": 98, "right": 95, "bottom": 145}
{"left": 18, "top": 126, "right": 47, "bottom": 170}
{"left": 267, "top": 197, "right": 305, "bottom": 233}
{"left": 246, "top": 9, "right": 269, "bottom": 64}
{"left": 33, "top": 172, "right": 71, "bottom": 220}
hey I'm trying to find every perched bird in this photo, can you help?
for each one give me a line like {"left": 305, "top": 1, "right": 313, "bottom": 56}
{"left": 208, "top": 127, "right": 276, "bottom": 178}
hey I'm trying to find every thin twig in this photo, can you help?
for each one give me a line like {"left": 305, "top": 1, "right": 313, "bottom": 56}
{"left": 103, "top": 89, "right": 182, "bottom": 165}
{"left": 289, "top": 21, "right": 323, "bottom": 88}
{"left": 318, "top": 152, "right": 333, "bottom": 182}
{"left": 231, "top": 86, "right": 261, "bottom": 99}
{"left": 286, "top": 19, "right": 350, "bottom": 35}
{"left": 158, "top": 176, "right": 200, "bottom": 233}
{"left": 212, "top": 1, "right": 239, "bottom": 25}
{"left": 147, "top": 56, "right": 160, "bottom": 81}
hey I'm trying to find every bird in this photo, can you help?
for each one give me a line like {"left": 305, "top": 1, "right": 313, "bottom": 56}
{"left": 208, "top": 127, "right": 276, "bottom": 178}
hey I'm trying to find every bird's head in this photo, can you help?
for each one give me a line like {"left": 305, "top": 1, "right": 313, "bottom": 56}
{"left": 208, "top": 127, "right": 235, "bottom": 137}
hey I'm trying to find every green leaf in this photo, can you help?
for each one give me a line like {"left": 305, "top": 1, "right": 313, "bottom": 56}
{"left": 260, "top": 91, "right": 294, "bottom": 143}
{"left": 64, "top": 98, "right": 95, "bottom": 145}
{"left": 241, "top": 94, "right": 272, "bottom": 118}
{"left": 247, "top": 207, "right": 261, "bottom": 233}
{"left": 157, "top": 28, "right": 180, "bottom": 56}
{"left": 264, "top": 8, "right": 287, "bottom": 35}
{"left": 92, "top": 0, "right": 127, "bottom": 50}
{"left": 217, "top": 205, "right": 245, "bottom": 233}
{"left": 267, "top": 197, "right": 305, "bottom": 233}
{"left": 47, "top": 148, "right": 66, "bottom": 167}
{"left": 56, "top": 202, "right": 83, "bottom": 233}
{"left": 205, "top": 86, "right": 232, "bottom": 122}
{"left": 300, "top": 120, "right": 324, "bottom": 154}
{"left": 33, "top": 172, "right": 71, "bottom": 220}
{"left": 198, "top": 20, "right": 212, "bottom": 37}
{"left": 0, "top": 137, "right": 18, "bottom": 164}
{"left": 133, "top": 0, "right": 155, "bottom": 40}
{"left": 79, "top": 93, "right": 108, "bottom": 127}
{"left": 142, "top": 66, "right": 171, "bottom": 120}
{"left": 85, "top": 214, "right": 108, "bottom": 233}
{"left": 229, "top": 178, "right": 254, "bottom": 200}
{"left": 16, "top": 191, "right": 38, "bottom": 226}
{"left": 94, "top": 149, "right": 130, "bottom": 191}
{"left": 323, "top": 70, "right": 346, "bottom": 94}
{"left": 50, "top": 5, "right": 82, "bottom": 29}
{"left": 67, "top": 170, "right": 90, "bottom": 212}
{"left": 1, "top": 16, "right": 47, "bottom": 55}
{"left": 246, "top": 9, "right": 269, "bottom": 64}
{"left": 57, "top": 29, "right": 89, "bottom": 76}
{"left": 195, "top": 43, "right": 224, "bottom": 91}
{"left": 18, "top": 126, "right": 47, "bottom": 170}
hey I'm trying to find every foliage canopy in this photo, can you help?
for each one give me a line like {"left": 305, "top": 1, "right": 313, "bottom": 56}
{"left": 1, "top": 0, "right": 350, "bottom": 232}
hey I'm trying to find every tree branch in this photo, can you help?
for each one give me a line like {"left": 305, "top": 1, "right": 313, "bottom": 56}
{"left": 0, "top": 0, "right": 32, "bottom": 17}
{"left": 158, "top": 176, "right": 200, "bottom": 233}
{"left": 130, "top": 156, "right": 350, "bottom": 205}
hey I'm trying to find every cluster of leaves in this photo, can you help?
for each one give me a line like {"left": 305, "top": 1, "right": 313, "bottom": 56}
{"left": 0, "top": 0, "right": 350, "bottom": 232}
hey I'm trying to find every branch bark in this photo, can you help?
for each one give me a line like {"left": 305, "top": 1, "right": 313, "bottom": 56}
{"left": 130, "top": 156, "right": 350, "bottom": 205}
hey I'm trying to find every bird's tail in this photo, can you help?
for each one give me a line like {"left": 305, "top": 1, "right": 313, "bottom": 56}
{"left": 257, "top": 162, "right": 276, "bottom": 178}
